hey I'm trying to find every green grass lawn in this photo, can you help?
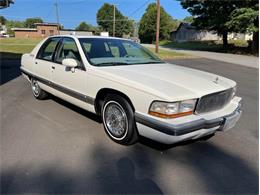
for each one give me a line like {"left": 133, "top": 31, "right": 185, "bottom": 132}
{"left": 0, "top": 38, "right": 43, "bottom": 55}
{"left": 147, "top": 47, "right": 190, "bottom": 59}
{"left": 159, "top": 40, "right": 223, "bottom": 51}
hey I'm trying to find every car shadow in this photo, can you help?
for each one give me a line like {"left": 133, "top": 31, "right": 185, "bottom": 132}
{"left": 164, "top": 142, "right": 259, "bottom": 194}
{"left": 1, "top": 144, "right": 164, "bottom": 194}
{"left": 50, "top": 95, "right": 102, "bottom": 123}
{"left": 1, "top": 140, "right": 257, "bottom": 194}
{"left": 0, "top": 52, "right": 22, "bottom": 85}
{"left": 138, "top": 134, "right": 215, "bottom": 151}
{"left": 114, "top": 157, "right": 163, "bottom": 194}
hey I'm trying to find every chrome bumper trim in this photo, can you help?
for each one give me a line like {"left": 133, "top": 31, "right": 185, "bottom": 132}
{"left": 135, "top": 103, "right": 241, "bottom": 136}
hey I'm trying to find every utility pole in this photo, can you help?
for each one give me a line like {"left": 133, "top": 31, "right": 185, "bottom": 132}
{"left": 155, "top": 0, "right": 160, "bottom": 53}
{"left": 113, "top": 4, "right": 116, "bottom": 37}
{"left": 54, "top": 1, "right": 60, "bottom": 35}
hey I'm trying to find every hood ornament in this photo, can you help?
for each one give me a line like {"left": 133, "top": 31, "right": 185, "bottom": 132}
{"left": 213, "top": 77, "right": 219, "bottom": 84}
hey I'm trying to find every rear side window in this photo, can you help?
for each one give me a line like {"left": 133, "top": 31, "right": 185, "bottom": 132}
{"left": 37, "top": 38, "right": 60, "bottom": 61}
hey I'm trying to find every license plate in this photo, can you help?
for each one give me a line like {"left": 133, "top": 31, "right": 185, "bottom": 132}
{"left": 222, "top": 110, "right": 242, "bottom": 131}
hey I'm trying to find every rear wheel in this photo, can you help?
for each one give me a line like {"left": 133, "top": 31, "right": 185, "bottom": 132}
{"left": 102, "top": 94, "right": 138, "bottom": 145}
{"left": 31, "top": 78, "right": 48, "bottom": 100}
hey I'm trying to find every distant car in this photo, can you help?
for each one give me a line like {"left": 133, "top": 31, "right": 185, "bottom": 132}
{"left": 0, "top": 33, "right": 9, "bottom": 38}
{"left": 21, "top": 35, "right": 242, "bottom": 145}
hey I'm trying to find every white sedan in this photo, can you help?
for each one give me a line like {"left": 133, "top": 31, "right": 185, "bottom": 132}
{"left": 21, "top": 35, "right": 242, "bottom": 145}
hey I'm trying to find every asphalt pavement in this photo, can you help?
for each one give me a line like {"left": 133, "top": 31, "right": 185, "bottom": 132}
{"left": 1, "top": 57, "right": 258, "bottom": 194}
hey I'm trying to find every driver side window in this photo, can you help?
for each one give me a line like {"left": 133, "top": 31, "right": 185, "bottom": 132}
{"left": 37, "top": 37, "right": 60, "bottom": 61}
{"left": 55, "top": 38, "right": 83, "bottom": 69}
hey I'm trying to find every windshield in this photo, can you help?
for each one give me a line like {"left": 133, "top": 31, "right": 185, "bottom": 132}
{"left": 79, "top": 38, "right": 164, "bottom": 66}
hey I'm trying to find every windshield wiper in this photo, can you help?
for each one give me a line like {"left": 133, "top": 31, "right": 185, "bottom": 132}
{"left": 95, "top": 62, "right": 129, "bottom": 66}
{"left": 132, "top": 61, "right": 165, "bottom": 64}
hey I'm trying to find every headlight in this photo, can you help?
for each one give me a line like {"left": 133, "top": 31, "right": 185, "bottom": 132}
{"left": 149, "top": 99, "right": 197, "bottom": 118}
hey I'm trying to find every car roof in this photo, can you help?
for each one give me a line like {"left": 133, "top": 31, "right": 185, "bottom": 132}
{"left": 49, "top": 35, "right": 131, "bottom": 41}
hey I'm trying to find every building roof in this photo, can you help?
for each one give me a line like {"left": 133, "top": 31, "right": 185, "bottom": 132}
{"left": 171, "top": 22, "right": 196, "bottom": 33}
{"left": 11, "top": 28, "right": 37, "bottom": 31}
{"left": 61, "top": 29, "right": 92, "bottom": 32}
{"left": 34, "top": 23, "right": 59, "bottom": 26}
{"left": 11, "top": 23, "right": 58, "bottom": 32}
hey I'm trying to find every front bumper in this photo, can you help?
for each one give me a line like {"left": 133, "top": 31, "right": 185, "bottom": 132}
{"left": 135, "top": 96, "right": 242, "bottom": 144}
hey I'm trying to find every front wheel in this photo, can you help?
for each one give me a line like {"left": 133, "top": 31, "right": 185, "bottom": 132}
{"left": 102, "top": 94, "right": 138, "bottom": 145}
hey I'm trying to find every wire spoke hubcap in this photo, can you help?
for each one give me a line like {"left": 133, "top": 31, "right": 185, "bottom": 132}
{"left": 32, "top": 80, "right": 40, "bottom": 96}
{"left": 104, "top": 102, "right": 128, "bottom": 139}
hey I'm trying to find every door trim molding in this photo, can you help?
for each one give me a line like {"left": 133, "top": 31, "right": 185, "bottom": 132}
{"left": 21, "top": 67, "right": 95, "bottom": 105}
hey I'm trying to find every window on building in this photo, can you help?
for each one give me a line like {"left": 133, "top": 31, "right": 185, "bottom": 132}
{"left": 41, "top": 30, "right": 45, "bottom": 35}
{"left": 50, "top": 30, "right": 54, "bottom": 35}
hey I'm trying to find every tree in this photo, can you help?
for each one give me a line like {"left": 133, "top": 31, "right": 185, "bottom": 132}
{"left": 75, "top": 22, "right": 102, "bottom": 35}
{"left": 180, "top": 0, "right": 240, "bottom": 46}
{"left": 182, "top": 16, "right": 194, "bottom": 23}
{"left": 138, "top": 3, "right": 176, "bottom": 43}
{"left": 226, "top": 8, "right": 258, "bottom": 33}
{"left": 96, "top": 3, "right": 133, "bottom": 37}
{"left": 24, "top": 17, "right": 43, "bottom": 28}
{"left": 226, "top": 7, "right": 259, "bottom": 52}
{"left": 75, "top": 22, "right": 93, "bottom": 31}
{"left": 59, "top": 24, "right": 64, "bottom": 30}
{"left": 5, "top": 20, "right": 25, "bottom": 35}
{"left": 91, "top": 26, "right": 103, "bottom": 35}
{"left": 0, "top": 15, "right": 7, "bottom": 24}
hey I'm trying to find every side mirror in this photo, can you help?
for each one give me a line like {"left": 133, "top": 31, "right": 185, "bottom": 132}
{"left": 62, "top": 58, "right": 78, "bottom": 68}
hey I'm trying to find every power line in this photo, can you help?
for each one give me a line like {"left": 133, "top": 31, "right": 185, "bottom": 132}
{"left": 58, "top": 0, "right": 88, "bottom": 5}
{"left": 127, "top": 0, "right": 151, "bottom": 18}
{"left": 2, "top": 15, "right": 136, "bottom": 22}
{"left": 43, "top": 5, "right": 55, "bottom": 20}
{"left": 3, "top": 0, "right": 155, "bottom": 28}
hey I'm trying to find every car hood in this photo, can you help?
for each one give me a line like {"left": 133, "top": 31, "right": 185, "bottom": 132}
{"left": 95, "top": 63, "right": 236, "bottom": 101}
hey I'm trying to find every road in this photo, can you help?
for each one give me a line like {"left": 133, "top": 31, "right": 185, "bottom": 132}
{"left": 1, "top": 57, "right": 258, "bottom": 194}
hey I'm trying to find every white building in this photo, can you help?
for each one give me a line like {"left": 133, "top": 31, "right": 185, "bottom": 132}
{"left": 171, "top": 22, "right": 253, "bottom": 42}
{"left": 0, "top": 24, "right": 8, "bottom": 37}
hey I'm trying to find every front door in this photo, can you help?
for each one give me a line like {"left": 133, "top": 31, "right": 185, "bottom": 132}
{"left": 51, "top": 37, "right": 89, "bottom": 104}
{"left": 34, "top": 37, "right": 60, "bottom": 92}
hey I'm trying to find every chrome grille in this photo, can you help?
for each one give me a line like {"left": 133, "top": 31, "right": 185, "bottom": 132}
{"left": 196, "top": 88, "right": 234, "bottom": 114}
